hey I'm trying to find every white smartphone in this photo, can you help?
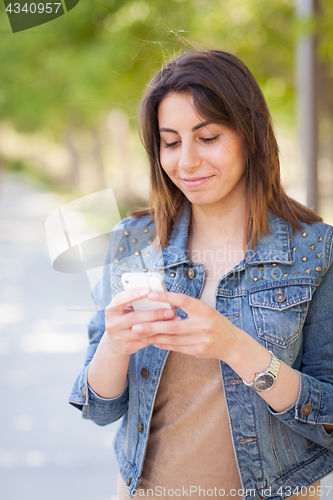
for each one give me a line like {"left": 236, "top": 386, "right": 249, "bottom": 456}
{"left": 121, "top": 272, "right": 174, "bottom": 312}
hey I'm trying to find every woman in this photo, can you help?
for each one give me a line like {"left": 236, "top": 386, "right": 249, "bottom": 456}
{"left": 69, "top": 50, "right": 333, "bottom": 499}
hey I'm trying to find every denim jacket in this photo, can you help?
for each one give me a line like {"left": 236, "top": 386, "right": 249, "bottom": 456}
{"left": 69, "top": 202, "right": 333, "bottom": 499}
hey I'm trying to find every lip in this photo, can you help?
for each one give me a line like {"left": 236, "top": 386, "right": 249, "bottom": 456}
{"left": 181, "top": 176, "right": 214, "bottom": 187}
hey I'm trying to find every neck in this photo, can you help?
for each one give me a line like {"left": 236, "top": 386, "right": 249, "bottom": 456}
{"left": 189, "top": 199, "right": 248, "bottom": 251}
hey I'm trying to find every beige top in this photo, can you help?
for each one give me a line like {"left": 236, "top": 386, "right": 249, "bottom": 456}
{"left": 118, "top": 351, "right": 242, "bottom": 499}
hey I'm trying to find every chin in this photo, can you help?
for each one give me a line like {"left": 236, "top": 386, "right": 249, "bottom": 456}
{"left": 185, "top": 195, "right": 214, "bottom": 206}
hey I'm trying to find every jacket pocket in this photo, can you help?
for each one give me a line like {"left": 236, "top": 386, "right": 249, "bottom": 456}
{"left": 249, "top": 284, "right": 312, "bottom": 347}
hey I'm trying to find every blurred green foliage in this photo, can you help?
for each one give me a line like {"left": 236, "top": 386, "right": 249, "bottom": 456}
{"left": 3, "top": 157, "right": 70, "bottom": 191}
{"left": 0, "top": 0, "right": 332, "bottom": 136}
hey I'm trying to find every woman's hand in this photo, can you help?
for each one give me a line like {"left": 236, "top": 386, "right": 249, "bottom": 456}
{"left": 88, "top": 289, "right": 177, "bottom": 399}
{"left": 131, "top": 291, "right": 237, "bottom": 361}
{"left": 104, "top": 288, "right": 177, "bottom": 356}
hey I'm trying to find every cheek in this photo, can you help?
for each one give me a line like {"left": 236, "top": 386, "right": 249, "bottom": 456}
{"left": 160, "top": 152, "right": 175, "bottom": 177}
{"left": 226, "top": 141, "right": 246, "bottom": 174}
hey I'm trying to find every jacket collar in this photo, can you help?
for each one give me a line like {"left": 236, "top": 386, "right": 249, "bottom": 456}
{"left": 156, "top": 201, "right": 294, "bottom": 268}
{"left": 245, "top": 211, "right": 293, "bottom": 265}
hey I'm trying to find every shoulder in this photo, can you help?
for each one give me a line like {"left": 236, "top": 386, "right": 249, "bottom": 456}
{"left": 263, "top": 212, "right": 333, "bottom": 279}
{"left": 288, "top": 219, "right": 333, "bottom": 277}
{"left": 290, "top": 219, "right": 333, "bottom": 251}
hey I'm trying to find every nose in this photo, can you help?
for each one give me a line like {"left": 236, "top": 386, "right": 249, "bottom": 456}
{"left": 178, "top": 141, "right": 201, "bottom": 171}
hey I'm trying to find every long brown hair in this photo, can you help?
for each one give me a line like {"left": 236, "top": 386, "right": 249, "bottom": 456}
{"left": 134, "top": 49, "right": 321, "bottom": 250}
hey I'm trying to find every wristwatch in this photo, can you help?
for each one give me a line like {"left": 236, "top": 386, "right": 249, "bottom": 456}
{"left": 243, "top": 351, "right": 281, "bottom": 392}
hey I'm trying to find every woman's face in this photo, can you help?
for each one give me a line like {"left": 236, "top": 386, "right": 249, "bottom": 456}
{"left": 158, "top": 92, "right": 247, "bottom": 212}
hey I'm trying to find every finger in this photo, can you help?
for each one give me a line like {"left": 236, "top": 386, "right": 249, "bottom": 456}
{"left": 108, "top": 307, "right": 176, "bottom": 333}
{"left": 151, "top": 339, "right": 211, "bottom": 358}
{"left": 107, "top": 288, "right": 151, "bottom": 312}
{"left": 142, "top": 333, "right": 198, "bottom": 346}
{"left": 105, "top": 326, "right": 153, "bottom": 350}
{"left": 147, "top": 291, "right": 202, "bottom": 314}
{"left": 132, "top": 317, "right": 196, "bottom": 337}
{"left": 109, "top": 309, "right": 176, "bottom": 333}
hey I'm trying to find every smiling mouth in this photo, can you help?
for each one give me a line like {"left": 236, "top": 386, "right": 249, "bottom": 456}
{"left": 181, "top": 176, "right": 214, "bottom": 187}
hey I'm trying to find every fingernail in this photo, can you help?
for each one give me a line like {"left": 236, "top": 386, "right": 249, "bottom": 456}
{"left": 164, "top": 309, "right": 174, "bottom": 318}
{"left": 132, "top": 324, "right": 143, "bottom": 333}
{"left": 139, "top": 288, "right": 150, "bottom": 296}
{"left": 148, "top": 292, "right": 158, "bottom": 299}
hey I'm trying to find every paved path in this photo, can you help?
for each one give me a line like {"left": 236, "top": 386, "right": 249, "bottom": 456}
{"left": 0, "top": 172, "right": 332, "bottom": 500}
{"left": 0, "top": 173, "right": 119, "bottom": 500}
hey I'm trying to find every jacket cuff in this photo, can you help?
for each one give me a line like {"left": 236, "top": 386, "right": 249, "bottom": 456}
{"left": 87, "top": 381, "right": 129, "bottom": 407}
{"left": 268, "top": 371, "right": 325, "bottom": 425}
{"left": 68, "top": 364, "right": 129, "bottom": 421}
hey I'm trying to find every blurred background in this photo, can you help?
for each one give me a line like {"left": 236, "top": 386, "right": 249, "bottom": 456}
{"left": 1, "top": 0, "right": 333, "bottom": 499}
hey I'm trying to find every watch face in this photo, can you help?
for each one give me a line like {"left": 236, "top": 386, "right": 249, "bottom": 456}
{"left": 254, "top": 374, "right": 274, "bottom": 391}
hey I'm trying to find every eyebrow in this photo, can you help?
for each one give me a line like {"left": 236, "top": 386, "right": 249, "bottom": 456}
{"left": 159, "top": 120, "right": 213, "bottom": 134}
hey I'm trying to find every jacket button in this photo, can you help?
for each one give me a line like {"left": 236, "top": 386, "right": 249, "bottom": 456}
{"left": 252, "top": 276, "right": 259, "bottom": 282}
{"left": 170, "top": 272, "right": 176, "bottom": 278}
{"left": 126, "top": 476, "right": 131, "bottom": 486}
{"left": 137, "top": 422, "right": 143, "bottom": 433}
{"left": 81, "top": 386, "right": 86, "bottom": 399}
{"left": 186, "top": 268, "right": 195, "bottom": 279}
{"left": 275, "top": 290, "right": 286, "bottom": 303}
{"left": 141, "top": 367, "right": 149, "bottom": 378}
{"left": 124, "top": 231, "right": 130, "bottom": 237}
{"left": 301, "top": 400, "right": 312, "bottom": 416}
{"left": 302, "top": 231, "right": 308, "bottom": 237}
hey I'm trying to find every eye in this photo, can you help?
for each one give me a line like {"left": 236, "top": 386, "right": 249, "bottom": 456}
{"left": 201, "top": 136, "right": 218, "bottom": 144}
{"left": 164, "top": 141, "right": 180, "bottom": 149}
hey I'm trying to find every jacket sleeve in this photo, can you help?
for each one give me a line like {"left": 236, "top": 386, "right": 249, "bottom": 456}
{"left": 68, "top": 223, "right": 129, "bottom": 426}
{"left": 268, "top": 226, "right": 333, "bottom": 449}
